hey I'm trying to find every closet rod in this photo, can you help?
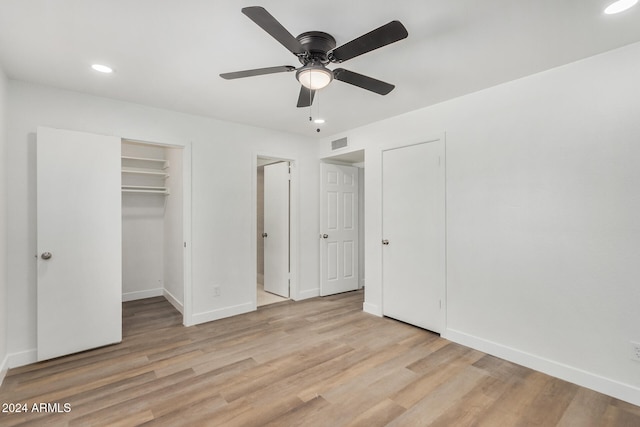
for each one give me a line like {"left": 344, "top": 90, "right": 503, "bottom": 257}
{"left": 121, "top": 155, "right": 165, "bottom": 163}
{"left": 121, "top": 169, "right": 169, "bottom": 178}
{"left": 122, "top": 185, "right": 167, "bottom": 190}
{"left": 121, "top": 189, "right": 170, "bottom": 195}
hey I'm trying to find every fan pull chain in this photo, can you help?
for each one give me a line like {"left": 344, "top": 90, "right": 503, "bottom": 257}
{"left": 315, "top": 91, "right": 322, "bottom": 133}
{"left": 308, "top": 70, "right": 313, "bottom": 122}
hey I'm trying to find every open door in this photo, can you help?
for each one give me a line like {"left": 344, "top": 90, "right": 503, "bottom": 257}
{"left": 263, "top": 161, "right": 290, "bottom": 298}
{"left": 37, "top": 126, "right": 122, "bottom": 361}
{"left": 320, "top": 163, "right": 359, "bottom": 296}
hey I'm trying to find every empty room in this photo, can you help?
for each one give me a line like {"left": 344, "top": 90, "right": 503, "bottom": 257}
{"left": 0, "top": 0, "right": 639, "bottom": 425}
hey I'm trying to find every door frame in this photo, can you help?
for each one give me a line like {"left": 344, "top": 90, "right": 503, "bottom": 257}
{"left": 379, "top": 134, "right": 447, "bottom": 331}
{"left": 124, "top": 138, "right": 194, "bottom": 326}
{"left": 252, "top": 153, "right": 299, "bottom": 305}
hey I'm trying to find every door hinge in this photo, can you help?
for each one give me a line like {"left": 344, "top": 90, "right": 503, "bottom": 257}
{"left": 184, "top": 242, "right": 187, "bottom": 248}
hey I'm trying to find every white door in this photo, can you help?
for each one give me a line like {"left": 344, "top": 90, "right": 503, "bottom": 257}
{"left": 37, "top": 126, "right": 122, "bottom": 361}
{"left": 263, "top": 162, "right": 289, "bottom": 298}
{"left": 382, "top": 140, "right": 445, "bottom": 332}
{"left": 320, "top": 163, "right": 359, "bottom": 296}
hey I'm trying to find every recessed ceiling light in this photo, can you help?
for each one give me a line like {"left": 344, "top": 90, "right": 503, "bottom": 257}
{"left": 604, "top": 0, "right": 638, "bottom": 14}
{"left": 91, "top": 64, "right": 113, "bottom": 73}
{"left": 314, "top": 118, "right": 325, "bottom": 124}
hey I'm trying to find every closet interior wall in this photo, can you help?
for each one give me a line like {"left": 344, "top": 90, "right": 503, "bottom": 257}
{"left": 121, "top": 140, "right": 184, "bottom": 312}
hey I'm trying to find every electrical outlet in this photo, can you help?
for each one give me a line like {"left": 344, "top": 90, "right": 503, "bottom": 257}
{"left": 213, "top": 286, "right": 221, "bottom": 297}
{"left": 631, "top": 341, "right": 640, "bottom": 362}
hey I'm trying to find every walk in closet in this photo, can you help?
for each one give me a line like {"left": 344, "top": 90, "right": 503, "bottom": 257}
{"left": 121, "top": 140, "right": 184, "bottom": 313}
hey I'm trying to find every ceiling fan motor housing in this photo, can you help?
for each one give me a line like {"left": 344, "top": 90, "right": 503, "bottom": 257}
{"left": 296, "top": 31, "right": 337, "bottom": 64}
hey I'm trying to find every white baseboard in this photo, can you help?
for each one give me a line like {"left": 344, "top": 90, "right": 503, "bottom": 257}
{"left": 163, "top": 289, "right": 184, "bottom": 314}
{"left": 6, "top": 348, "right": 37, "bottom": 370}
{"left": 191, "top": 302, "right": 254, "bottom": 325}
{"left": 363, "top": 302, "right": 382, "bottom": 316}
{"left": 122, "top": 288, "right": 163, "bottom": 302}
{"left": 0, "top": 353, "right": 8, "bottom": 386}
{"left": 295, "top": 288, "right": 320, "bottom": 301}
{"left": 444, "top": 328, "right": 640, "bottom": 407}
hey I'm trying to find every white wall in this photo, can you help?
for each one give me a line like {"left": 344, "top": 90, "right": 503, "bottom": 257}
{"left": 319, "top": 41, "right": 640, "bottom": 405}
{"left": 6, "top": 82, "right": 319, "bottom": 366}
{"left": 0, "top": 65, "right": 8, "bottom": 382}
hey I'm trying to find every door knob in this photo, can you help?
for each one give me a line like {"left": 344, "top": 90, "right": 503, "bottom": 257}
{"left": 41, "top": 252, "right": 53, "bottom": 260}
{"left": 322, "top": 234, "right": 329, "bottom": 239}
{"left": 382, "top": 240, "right": 389, "bottom": 245}
{"left": 262, "top": 232, "right": 268, "bottom": 238}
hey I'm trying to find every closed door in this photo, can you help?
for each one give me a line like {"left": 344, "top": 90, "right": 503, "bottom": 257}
{"left": 263, "top": 162, "right": 290, "bottom": 298}
{"left": 37, "top": 126, "right": 122, "bottom": 361}
{"left": 382, "top": 140, "right": 445, "bottom": 332}
{"left": 320, "top": 163, "right": 359, "bottom": 296}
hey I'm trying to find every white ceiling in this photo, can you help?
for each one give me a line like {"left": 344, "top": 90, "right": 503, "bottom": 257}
{"left": 1, "top": 0, "right": 639, "bottom": 137}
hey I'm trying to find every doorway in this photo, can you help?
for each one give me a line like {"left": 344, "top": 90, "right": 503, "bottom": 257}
{"left": 257, "top": 157, "right": 290, "bottom": 306}
{"left": 121, "top": 139, "right": 187, "bottom": 317}
{"left": 319, "top": 150, "right": 365, "bottom": 296}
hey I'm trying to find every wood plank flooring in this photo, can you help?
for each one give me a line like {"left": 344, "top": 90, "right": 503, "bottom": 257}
{"left": 1, "top": 290, "right": 639, "bottom": 426}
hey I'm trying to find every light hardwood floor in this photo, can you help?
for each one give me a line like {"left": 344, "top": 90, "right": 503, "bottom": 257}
{"left": 1, "top": 290, "right": 639, "bottom": 426}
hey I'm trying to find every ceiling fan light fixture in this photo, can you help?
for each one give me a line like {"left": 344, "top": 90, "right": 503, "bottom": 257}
{"left": 604, "top": 0, "right": 638, "bottom": 14}
{"left": 296, "top": 65, "right": 333, "bottom": 90}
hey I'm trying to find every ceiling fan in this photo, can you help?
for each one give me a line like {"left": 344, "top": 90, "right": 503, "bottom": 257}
{"left": 220, "top": 6, "right": 408, "bottom": 108}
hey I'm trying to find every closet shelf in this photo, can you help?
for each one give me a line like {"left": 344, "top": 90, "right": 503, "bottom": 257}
{"left": 121, "top": 156, "right": 169, "bottom": 169}
{"left": 121, "top": 153, "right": 170, "bottom": 195}
{"left": 121, "top": 168, "right": 169, "bottom": 178}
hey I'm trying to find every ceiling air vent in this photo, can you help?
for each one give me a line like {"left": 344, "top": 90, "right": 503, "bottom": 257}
{"left": 331, "top": 137, "right": 348, "bottom": 150}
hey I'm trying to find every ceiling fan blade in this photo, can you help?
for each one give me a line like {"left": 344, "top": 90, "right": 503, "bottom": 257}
{"left": 242, "top": 6, "right": 304, "bottom": 55}
{"left": 297, "top": 86, "right": 316, "bottom": 108}
{"left": 329, "top": 21, "right": 408, "bottom": 63}
{"left": 220, "top": 65, "right": 296, "bottom": 80}
{"left": 333, "top": 68, "right": 395, "bottom": 95}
